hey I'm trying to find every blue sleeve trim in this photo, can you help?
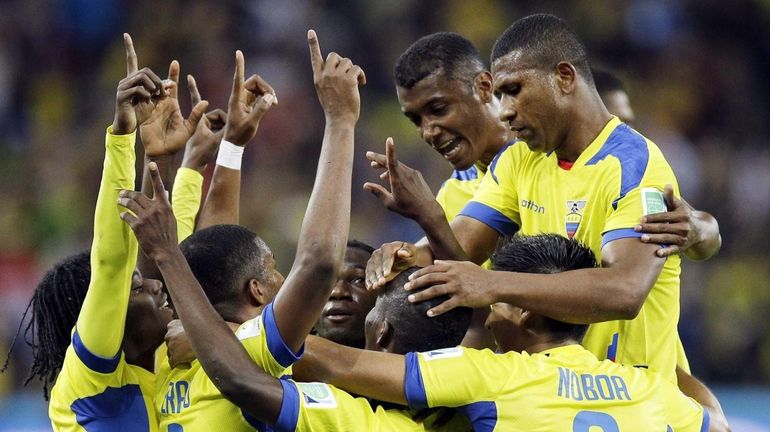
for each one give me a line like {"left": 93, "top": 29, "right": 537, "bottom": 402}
{"left": 273, "top": 379, "right": 300, "bottom": 432}
{"left": 264, "top": 303, "right": 304, "bottom": 368}
{"left": 700, "top": 407, "right": 710, "bottom": 432}
{"left": 601, "top": 228, "right": 642, "bottom": 248}
{"left": 72, "top": 330, "right": 121, "bottom": 374}
{"left": 459, "top": 202, "right": 519, "bottom": 236}
{"left": 404, "top": 352, "right": 428, "bottom": 410}
{"left": 458, "top": 401, "right": 498, "bottom": 432}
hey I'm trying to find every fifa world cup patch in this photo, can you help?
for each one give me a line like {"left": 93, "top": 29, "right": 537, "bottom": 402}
{"left": 236, "top": 317, "right": 263, "bottom": 340}
{"left": 421, "top": 347, "right": 464, "bottom": 361}
{"left": 565, "top": 200, "right": 587, "bottom": 239}
{"left": 641, "top": 188, "right": 666, "bottom": 215}
{"left": 297, "top": 383, "right": 337, "bottom": 409}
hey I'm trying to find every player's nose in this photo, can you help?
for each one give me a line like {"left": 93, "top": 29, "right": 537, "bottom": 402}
{"left": 144, "top": 278, "right": 163, "bottom": 295}
{"left": 329, "top": 280, "right": 352, "bottom": 300}
{"left": 498, "top": 96, "right": 517, "bottom": 124}
{"left": 421, "top": 123, "right": 441, "bottom": 146}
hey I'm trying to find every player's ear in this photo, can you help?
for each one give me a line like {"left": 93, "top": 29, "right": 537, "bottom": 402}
{"left": 518, "top": 309, "right": 535, "bottom": 330}
{"left": 375, "top": 320, "right": 394, "bottom": 352}
{"left": 247, "top": 279, "right": 270, "bottom": 306}
{"left": 554, "top": 61, "right": 577, "bottom": 95}
{"left": 474, "top": 71, "right": 494, "bottom": 103}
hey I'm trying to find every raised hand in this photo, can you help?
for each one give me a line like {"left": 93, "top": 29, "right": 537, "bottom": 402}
{"left": 364, "top": 137, "right": 443, "bottom": 223}
{"left": 118, "top": 162, "right": 178, "bottom": 262}
{"left": 140, "top": 61, "right": 209, "bottom": 158}
{"left": 112, "top": 33, "right": 166, "bottom": 135}
{"left": 365, "top": 241, "right": 418, "bottom": 290}
{"left": 308, "top": 29, "right": 366, "bottom": 124}
{"left": 165, "top": 320, "right": 195, "bottom": 368}
{"left": 181, "top": 74, "right": 227, "bottom": 172}
{"left": 403, "top": 260, "right": 495, "bottom": 316}
{"left": 222, "top": 50, "right": 277, "bottom": 146}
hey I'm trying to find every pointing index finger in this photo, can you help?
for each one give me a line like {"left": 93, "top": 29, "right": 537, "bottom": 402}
{"left": 168, "top": 60, "right": 180, "bottom": 99}
{"left": 187, "top": 74, "right": 201, "bottom": 106}
{"left": 308, "top": 30, "right": 323, "bottom": 78}
{"left": 124, "top": 33, "right": 138, "bottom": 76}
{"left": 148, "top": 162, "right": 166, "bottom": 200}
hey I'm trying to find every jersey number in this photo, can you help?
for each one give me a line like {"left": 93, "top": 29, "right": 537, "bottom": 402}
{"left": 572, "top": 411, "right": 619, "bottom": 432}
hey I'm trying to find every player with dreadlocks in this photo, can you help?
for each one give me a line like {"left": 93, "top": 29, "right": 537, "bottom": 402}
{"left": 8, "top": 33, "right": 208, "bottom": 430}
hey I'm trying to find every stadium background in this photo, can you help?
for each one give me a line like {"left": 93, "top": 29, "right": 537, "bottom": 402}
{"left": 0, "top": 0, "right": 768, "bottom": 429}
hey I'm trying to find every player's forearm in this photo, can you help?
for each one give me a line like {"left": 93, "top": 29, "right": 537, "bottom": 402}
{"left": 676, "top": 368, "right": 730, "bottom": 432}
{"left": 171, "top": 167, "right": 203, "bottom": 243}
{"left": 294, "top": 336, "right": 408, "bottom": 405}
{"left": 155, "top": 249, "right": 284, "bottom": 421}
{"left": 196, "top": 164, "right": 240, "bottom": 230}
{"left": 416, "top": 206, "right": 469, "bottom": 261}
{"left": 683, "top": 210, "right": 721, "bottom": 261}
{"left": 277, "top": 120, "right": 354, "bottom": 351}
{"left": 490, "top": 265, "right": 657, "bottom": 324}
{"left": 77, "top": 128, "right": 138, "bottom": 357}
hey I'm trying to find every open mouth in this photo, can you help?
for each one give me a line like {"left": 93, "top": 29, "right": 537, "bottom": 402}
{"left": 436, "top": 137, "right": 462, "bottom": 160}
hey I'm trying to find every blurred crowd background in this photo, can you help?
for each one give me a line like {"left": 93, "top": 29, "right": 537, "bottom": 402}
{"left": 0, "top": 0, "right": 769, "bottom": 428}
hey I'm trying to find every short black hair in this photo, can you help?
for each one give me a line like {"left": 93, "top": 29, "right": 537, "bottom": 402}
{"left": 180, "top": 225, "right": 267, "bottom": 307}
{"left": 591, "top": 68, "right": 626, "bottom": 94}
{"left": 375, "top": 267, "right": 472, "bottom": 353}
{"left": 491, "top": 234, "right": 597, "bottom": 341}
{"left": 20, "top": 250, "right": 91, "bottom": 399}
{"left": 491, "top": 14, "right": 594, "bottom": 85}
{"left": 395, "top": 32, "right": 485, "bottom": 90}
{"left": 347, "top": 239, "right": 374, "bottom": 255}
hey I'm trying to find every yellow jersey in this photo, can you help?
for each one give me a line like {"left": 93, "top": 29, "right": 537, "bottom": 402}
{"left": 48, "top": 128, "right": 158, "bottom": 431}
{"left": 171, "top": 167, "right": 203, "bottom": 242}
{"left": 272, "top": 380, "right": 470, "bottom": 431}
{"left": 404, "top": 345, "right": 708, "bottom": 431}
{"left": 155, "top": 303, "right": 302, "bottom": 431}
{"left": 460, "top": 117, "right": 683, "bottom": 382}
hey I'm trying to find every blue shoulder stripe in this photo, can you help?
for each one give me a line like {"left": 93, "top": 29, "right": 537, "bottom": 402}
{"left": 489, "top": 140, "right": 518, "bottom": 184}
{"left": 458, "top": 401, "right": 498, "bottom": 432}
{"left": 72, "top": 330, "right": 121, "bottom": 374}
{"left": 585, "top": 124, "right": 649, "bottom": 209}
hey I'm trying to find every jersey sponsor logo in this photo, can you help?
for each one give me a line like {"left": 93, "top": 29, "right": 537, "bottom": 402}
{"left": 421, "top": 347, "right": 463, "bottom": 361}
{"left": 641, "top": 188, "right": 666, "bottom": 215}
{"left": 236, "top": 317, "right": 263, "bottom": 340}
{"left": 297, "top": 382, "right": 337, "bottom": 409}
{"left": 161, "top": 380, "right": 190, "bottom": 414}
{"left": 556, "top": 367, "right": 631, "bottom": 401}
{"left": 521, "top": 199, "right": 546, "bottom": 214}
{"left": 565, "top": 200, "right": 587, "bottom": 239}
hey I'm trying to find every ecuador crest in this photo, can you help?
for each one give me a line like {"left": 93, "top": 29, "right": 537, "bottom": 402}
{"left": 565, "top": 200, "right": 587, "bottom": 239}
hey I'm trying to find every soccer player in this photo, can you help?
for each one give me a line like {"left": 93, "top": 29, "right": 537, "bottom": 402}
{"left": 299, "top": 234, "right": 729, "bottom": 431}
{"left": 314, "top": 240, "right": 378, "bottom": 349}
{"left": 118, "top": 30, "right": 365, "bottom": 431}
{"left": 22, "top": 33, "right": 207, "bottom": 430}
{"left": 366, "top": 14, "right": 700, "bottom": 384}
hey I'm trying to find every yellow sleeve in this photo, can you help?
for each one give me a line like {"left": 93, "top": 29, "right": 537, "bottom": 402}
{"left": 659, "top": 379, "right": 708, "bottom": 432}
{"left": 458, "top": 144, "right": 521, "bottom": 236}
{"left": 235, "top": 303, "right": 303, "bottom": 378}
{"left": 273, "top": 381, "right": 424, "bottom": 432}
{"left": 75, "top": 126, "right": 138, "bottom": 360}
{"left": 171, "top": 167, "right": 203, "bottom": 242}
{"left": 404, "top": 347, "right": 515, "bottom": 409}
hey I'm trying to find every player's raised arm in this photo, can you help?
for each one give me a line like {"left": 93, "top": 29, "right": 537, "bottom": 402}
{"left": 136, "top": 59, "right": 208, "bottom": 277}
{"left": 634, "top": 184, "right": 722, "bottom": 260}
{"left": 172, "top": 74, "right": 226, "bottom": 242}
{"left": 76, "top": 33, "right": 163, "bottom": 358}
{"left": 270, "top": 30, "right": 362, "bottom": 353}
{"left": 196, "top": 51, "right": 276, "bottom": 229}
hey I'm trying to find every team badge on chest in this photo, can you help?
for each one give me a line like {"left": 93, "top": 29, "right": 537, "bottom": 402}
{"left": 565, "top": 200, "right": 587, "bottom": 239}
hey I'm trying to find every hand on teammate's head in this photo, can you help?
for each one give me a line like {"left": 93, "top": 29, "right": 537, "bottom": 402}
{"left": 112, "top": 33, "right": 167, "bottom": 135}
{"left": 307, "top": 29, "right": 366, "bottom": 124}
{"left": 365, "top": 241, "right": 417, "bottom": 291}
{"left": 222, "top": 50, "right": 277, "bottom": 146}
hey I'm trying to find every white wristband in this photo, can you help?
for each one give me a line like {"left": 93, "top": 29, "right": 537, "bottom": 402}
{"left": 216, "top": 139, "right": 244, "bottom": 170}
